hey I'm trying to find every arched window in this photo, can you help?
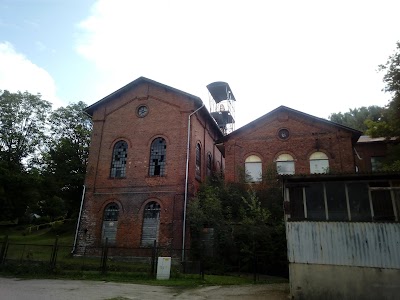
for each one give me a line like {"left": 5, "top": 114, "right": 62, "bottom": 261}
{"left": 196, "top": 143, "right": 201, "bottom": 178}
{"left": 276, "top": 154, "right": 295, "bottom": 175}
{"left": 149, "top": 138, "right": 166, "bottom": 176}
{"left": 110, "top": 140, "right": 128, "bottom": 178}
{"left": 141, "top": 201, "right": 161, "bottom": 246}
{"left": 309, "top": 152, "right": 329, "bottom": 174}
{"left": 206, "top": 152, "right": 212, "bottom": 177}
{"left": 102, "top": 203, "right": 119, "bottom": 245}
{"left": 245, "top": 155, "right": 262, "bottom": 182}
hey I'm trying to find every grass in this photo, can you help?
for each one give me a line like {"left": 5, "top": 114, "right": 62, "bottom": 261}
{"left": 0, "top": 223, "right": 288, "bottom": 287}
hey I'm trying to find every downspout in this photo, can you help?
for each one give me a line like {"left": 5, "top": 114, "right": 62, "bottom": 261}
{"left": 182, "top": 103, "right": 205, "bottom": 262}
{"left": 72, "top": 185, "right": 86, "bottom": 254}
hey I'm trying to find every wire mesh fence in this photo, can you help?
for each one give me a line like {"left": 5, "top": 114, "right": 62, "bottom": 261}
{"left": 0, "top": 236, "right": 286, "bottom": 280}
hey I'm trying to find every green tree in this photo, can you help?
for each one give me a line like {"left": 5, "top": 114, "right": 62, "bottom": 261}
{"left": 0, "top": 90, "right": 51, "bottom": 169}
{"left": 0, "top": 91, "right": 51, "bottom": 221}
{"left": 42, "top": 101, "right": 92, "bottom": 217}
{"left": 366, "top": 41, "right": 400, "bottom": 171}
{"left": 328, "top": 106, "right": 383, "bottom": 132}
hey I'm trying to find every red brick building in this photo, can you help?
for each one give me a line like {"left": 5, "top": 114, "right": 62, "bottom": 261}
{"left": 221, "top": 106, "right": 362, "bottom": 182}
{"left": 75, "top": 77, "right": 224, "bottom": 252}
{"left": 355, "top": 136, "right": 398, "bottom": 172}
{"left": 75, "top": 78, "right": 397, "bottom": 258}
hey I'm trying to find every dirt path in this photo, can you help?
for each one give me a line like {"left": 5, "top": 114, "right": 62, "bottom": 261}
{"left": 0, "top": 278, "right": 289, "bottom": 300}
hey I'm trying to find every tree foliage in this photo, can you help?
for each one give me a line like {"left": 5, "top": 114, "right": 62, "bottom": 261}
{"left": 42, "top": 101, "right": 92, "bottom": 217}
{"left": 328, "top": 106, "right": 383, "bottom": 132}
{"left": 366, "top": 42, "right": 400, "bottom": 171}
{"left": 0, "top": 90, "right": 51, "bottom": 169}
{"left": 0, "top": 90, "right": 92, "bottom": 222}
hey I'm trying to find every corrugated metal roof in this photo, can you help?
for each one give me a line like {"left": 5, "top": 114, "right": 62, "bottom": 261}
{"left": 357, "top": 135, "right": 398, "bottom": 143}
{"left": 286, "top": 221, "right": 400, "bottom": 269}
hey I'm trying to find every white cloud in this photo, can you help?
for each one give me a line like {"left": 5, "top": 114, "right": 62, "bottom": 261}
{"left": 0, "top": 41, "right": 63, "bottom": 108}
{"left": 76, "top": 0, "right": 399, "bottom": 128}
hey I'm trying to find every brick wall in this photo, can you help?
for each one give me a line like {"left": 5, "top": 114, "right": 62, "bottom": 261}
{"left": 224, "top": 109, "right": 358, "bottom": 182}
{"left": 77, "top": 80, "right": 223, "bottom": 251}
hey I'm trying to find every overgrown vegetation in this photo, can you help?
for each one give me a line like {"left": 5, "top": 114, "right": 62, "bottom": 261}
{"left": 188, "top": 167, "right": 287, "bottom": 277}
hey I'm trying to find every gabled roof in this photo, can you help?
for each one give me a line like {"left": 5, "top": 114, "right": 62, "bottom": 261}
{"left": 84, "top": 76, "right": 202, "bottom": 116}
{"left": 84, "top": 76, "right": 224, "bottom": 139}
{"left": 222, "top": 105, "right": 362, "bottom": 141}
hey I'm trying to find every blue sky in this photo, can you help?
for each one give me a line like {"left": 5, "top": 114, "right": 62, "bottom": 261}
{"left": 1, "top": 0, "right": 399, "bottom": 128}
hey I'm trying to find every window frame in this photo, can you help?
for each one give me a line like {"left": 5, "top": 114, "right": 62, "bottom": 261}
{"left": 286, "top": 180, "right": 399, "bottom": 222}
{"left": 102, "top": 202, "right": 119, "bottom": 245}
{"left": 309, "top": 151, "right": 329, "bottom": 174}
{"left": 276, "top": 153, "right": 295, "bottom": 175}
{"left": 245, "top": 155, "right": 262, "bottom": 182}
{"left": 110, "top": 140, "right": 128, "bottom": 178}
{"left": 141, "top": 201, "right": 161, "bottom": 247}
{"left": 149, "top": 137, "right": 167, "bottom": 177}
{"left": 195, "top": 143, "right": 202, "bottom": 179}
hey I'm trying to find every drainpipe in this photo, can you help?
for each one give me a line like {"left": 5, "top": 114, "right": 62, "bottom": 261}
{"left": 72, "top": 185, "right": 86, "bottom": 254}
{"left": 182, "top": 103, "right": 205, "bottom": 262}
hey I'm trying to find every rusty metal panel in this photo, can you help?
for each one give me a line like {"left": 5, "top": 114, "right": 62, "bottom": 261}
{"left": 286, "top": 221, "right": 400, "bottom": 269}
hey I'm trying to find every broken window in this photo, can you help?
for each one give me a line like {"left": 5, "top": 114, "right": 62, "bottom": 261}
{"left": 196, "top": 143, "right": 201, "bottom": 179}
{"left": 110, "top": 140, "right": 128, "bottom": 178}
{"left": 149, "top": 138, "right": 166, "bottom": 176}
{"left": 206, "top": 152, "right": 212, "bottom": 177}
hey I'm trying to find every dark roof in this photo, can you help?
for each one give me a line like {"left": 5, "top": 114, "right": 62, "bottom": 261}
{"left": 206, "top": 81, "right": 236, "bottom": 103}
{"left": 84, "top": 76, "right": 202, "bottom": 116}
{"left": 221, "top": 105, "right": 362, "bottom": 141}
{"left": 281, "top": 171, "right": 400, "bottom": 183}
{"left": 357, "top": 135, "right": 398, "bottom": 144}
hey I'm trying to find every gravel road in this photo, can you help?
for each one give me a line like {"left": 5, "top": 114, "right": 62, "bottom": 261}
{"left": 0, "top": 278, "right": 289, "bottom": 300}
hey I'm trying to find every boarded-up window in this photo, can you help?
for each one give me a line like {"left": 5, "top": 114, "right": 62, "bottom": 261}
{"left": 276, "top": 154, "right": 295, "bottom": 175}
{"left": 149, "top": 138, "right": 166, "bottom": 176}
{"left": 102, "top": 203, "right": 119, "bottom": 245}
{"left": 309, "top": 152, "right": 329, "bottom": 174}
{"left": 245, "top": 155, "right": 262, "bottom": 182}
{"left": 110, "top": 140, "right": 128, "bottom": 178}
{"left": 141, "top": 202, "right": 161, "bottom": 247}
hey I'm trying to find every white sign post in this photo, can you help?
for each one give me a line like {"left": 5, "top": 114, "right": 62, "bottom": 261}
{"left": 156, "top": 257, "right": 171, "bottom": 280}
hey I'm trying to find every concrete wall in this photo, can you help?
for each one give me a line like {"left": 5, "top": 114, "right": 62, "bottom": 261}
{"left": 290, "top": 263, "right": 400, "bottom": 300}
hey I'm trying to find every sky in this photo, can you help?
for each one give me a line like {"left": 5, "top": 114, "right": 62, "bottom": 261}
{"left": 1, "top": 0, "right": 399, "bottom": 129}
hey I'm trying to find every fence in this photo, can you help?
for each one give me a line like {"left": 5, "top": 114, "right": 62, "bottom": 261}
{"left": 0, "top": 236, "right": 285, "bottom": 280}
